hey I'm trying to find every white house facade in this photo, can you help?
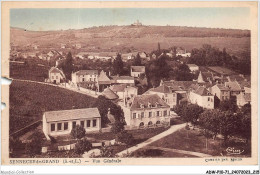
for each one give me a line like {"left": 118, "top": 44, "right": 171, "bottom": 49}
{"left": 42, "top": 108, "right": 101, "bottom": 140}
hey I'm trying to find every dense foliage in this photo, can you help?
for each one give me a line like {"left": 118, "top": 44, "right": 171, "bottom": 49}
{"left": 187, "top": 44, "right": 251, "bottom": 75}
{"left": 70, "top": 125, "right": 86, "bottom": 140}
{"left": 74, "top": 138, "right": 92, "bottom": 155}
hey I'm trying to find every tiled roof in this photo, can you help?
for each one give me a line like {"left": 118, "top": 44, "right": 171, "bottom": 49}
{"left": 98, "top": 70, "right": 111, "bottom": 82}
{"left": 102, "top": 88, "right": 119, "bottom": 100}
{"left": 187, "top": 64, "right": 198, "bottom": 68}
{"left": 216, "top": 84, "right": 230, "bottom": 91}
{"left": 237, "top": 80, "right": 251, "bottom": 89}
{"left": 163, "top": 81, "right": 197, "bottom": 91}
{"left": 44, "top": 108, "right": 101, "bottom": 122}
{"left": 111, "top": 76, "right": 134, "bottom": 81}
{"left": 49, "top": 67, "right": 65, "bottom": 78}
{"left": 244, "top": 93, "right": 251, "bottom": 102}
{"left": 131, "top": 66, "right": 145, "bottom": 72}
{"left": 130, "top": 94, "right": 169, "bottom": 110}
{"left": 110, "top": 84, "right": 127, "bottom": 92}
{"left": 148, "top": 85, "right": 172, "bottom": 94}
{"left": 225, "top": 81, "right": 242, "bottom": 91}
{"left": 75, "top": 70, "right": 98, "bottom": 76}
{"left": 207, "top": 66, "right": 236, "bottom": 76}
{"left": 194, "top": 86, "right": 212, "bottom": 96}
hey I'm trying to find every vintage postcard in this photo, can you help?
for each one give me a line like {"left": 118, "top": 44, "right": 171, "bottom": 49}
{"left": 1, "top": 1, "right": 258, "bottom": 166}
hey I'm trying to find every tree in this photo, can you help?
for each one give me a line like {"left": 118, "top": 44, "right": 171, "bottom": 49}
{"left": 185, "top": 104, "right": 204, "bottom": 127}
{"left": 219, "top": 98, "right": 238, "bottom": 113}
{"left": 116, "top": 131, "right": 134, "bottom": 145}
{"left": 219, "top": 111, "right": 240, "bottom": 144}
{"left": 111, "top": 121, "right": 125, "bottom": 134}
{"left": 199, "top": 109, "right": 222, "bottom": 139}
{"left": 74, "top": 138, "right": 92, "bottom": 155}
{"left": 94, "top": 95, "right": 125, "bottom": 127}
{"left": 60, "top": 52, "right": 73, "bottom": 80}
{"left": 99, "top": 146, "right": 115, "bottom": 158}
{"left": 25, "top": 131, "right": 44, "bottom": 157}
{"left": 132, "top": 53, "right": 142, "bottom": 66}
{"left": 112, "top": 54, "right": 124, "bottom": 76}
{"left": 237, "top": 103, "right": 251, "bottom": 144}
{"left": 70, "top": 125, "right": 86, "bottom": 140}
{"left": 170, "top": 64, "right": 194, "bottom": 81}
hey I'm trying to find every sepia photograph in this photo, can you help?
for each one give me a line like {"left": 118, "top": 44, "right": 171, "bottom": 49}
{"left": 1, "top": 1, "right": 258, "bottom": 168}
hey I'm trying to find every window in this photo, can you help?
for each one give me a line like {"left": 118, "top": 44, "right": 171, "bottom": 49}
{"left": 173, "top": 94, "right": 175, "bottom": 97}
{"left": 94, "top": 78, "right": 96, "bottom": 82}
{"left": 208, "top": 97, "right": 210, "bottom": 101}
{"left": 93, "top": 120, "right": 97, "bottom": 127}
{"left": 82, "top": 78, "right": 85, "bottom": 82}
{"left": 64, "top": 122, "right": 68, "bottom": 130}
{"left": 141, "top": 112, "right": 144, "bottom": 118}
{"left": 149, "top": 112, "right": 152, "bottom": 118}
{"left": 222, "top": 96, "right": 224, "bottom": 101}
{"left": 87, "top": 120, "right": 91, "bottom": 127}
{"left": 163, "top": 110, "right": 167, "bottom": 116}
{"left": 52, "top": 76, "right": 54, "bottom": 79}
{"left": 72, "top": 121, "right": 77, "bottom": 128}
{"left": 80, "top": 121, "right": 85, "bottom": 127}
{"left": 51, "top": 123, "right": 55, "bottom": 132}
{"left": 157, "top": 111, "right": 160, "bottom": 116}
{"left": 56, "top": 76, "right": 58, "bottom": 79}
{"left": 57, "top": 123, "right": 62, "bottom": 131}
{"left": 165, "top": 94, "right": 168, "bottom": 97}
{"left": 133, "top": 113, "right": 136, "bottom": 119}
{"left": 90, "top": 78, "right": 92, "bottom": 81}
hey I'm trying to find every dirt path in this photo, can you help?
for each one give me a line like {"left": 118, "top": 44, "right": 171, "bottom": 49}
{"left": 146, "top": 146, "right": 211, "bottom": 157}
{"left": 116, "top": 123, "right": 186, "bottom": 157}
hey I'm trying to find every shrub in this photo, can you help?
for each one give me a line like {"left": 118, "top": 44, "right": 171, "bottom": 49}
{"left": 116, "top": 131, "right": 134, "bottom": 145}
{"left": 70, "top": 125, "right": 86, "bottom": 140}
{"left": 74, "top": 139, "right": 92, "bottom": 155}
{"left": 25, "top": 131, "right": 44, "bottom": 157}
{"left": 111, "top": 121, "right": 125, "bottom": 134}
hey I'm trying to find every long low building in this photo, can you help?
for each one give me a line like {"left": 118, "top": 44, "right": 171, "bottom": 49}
{"left": 42, "top": 108, "right": 101, "bottom": 140}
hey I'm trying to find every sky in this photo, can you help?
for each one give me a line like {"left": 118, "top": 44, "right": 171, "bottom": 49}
{"left": 10, "top": 8, "right": 250, "bottom": 31}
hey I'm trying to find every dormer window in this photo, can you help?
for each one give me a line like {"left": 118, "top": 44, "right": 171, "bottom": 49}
{"left": 140, "top": 103, "right": 145, "bottom": 108}
{"left": 148, "top": 102, "right": 152, "bottom": 108}
{"left": 155, "top": 102, "right": 159, "bottom": 107}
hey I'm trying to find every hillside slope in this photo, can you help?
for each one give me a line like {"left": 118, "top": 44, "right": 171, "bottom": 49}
{"left": 10, "top": 26, "right": 250, "bottom": 57}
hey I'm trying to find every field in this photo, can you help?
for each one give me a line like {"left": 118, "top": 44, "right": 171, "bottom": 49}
{"left": 10, "top": 62, "right": 49, "bottom": 82}
{"left": 10, "top": 80, "right": 98, "bottom": 133}
{"left": 147, "top": 128, "right": 251, "bottom": 157}
{"left": 11, "top": 27, "right": 250, "bottom": 58}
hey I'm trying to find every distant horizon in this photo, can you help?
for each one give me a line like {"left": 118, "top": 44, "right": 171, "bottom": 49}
{"left": 10, "top": 8, "right": 251, "bottom": 31}
{"left": 10, "top": 24, "right": 251, "bottom": 32}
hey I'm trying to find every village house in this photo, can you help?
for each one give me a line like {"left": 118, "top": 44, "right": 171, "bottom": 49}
{"left": 210, "top": 84, "right": 230, "bottom": 101}
{"left": 111, "top": 76, "right": 135, "bottom": 86}
{"left": 237, "top": 92, "right": 251, "bottom": 107}
{"left": 131, "top": 20, "right": 142, "bottom": 26}
{"left": 42, "top": 108, "right": 101, "bottom": 140}
{"left": 131, "top": 66, "right": 145, "bottom": 78}
{"left": 61, "top": 43, "right": 66, "bottom": 49}
{"left": 109, "top": 84, "right": 138, "bottom": 100}
{"left": 75, "top": 44, "right": 81, "bottom": 49}
{"left": 48, "top": 67, "right": 66, "bottom": 84}
{"left": 139, "top": 52, "right": 148, "bottom": 59}
{"left": 121, "top": 53, "right": 136, "bottom": 61}
{"left": 188, "top": 85, "right": 214, "bottom": 109}
{"left": 145, "top": 84, "right": 177, "bottom": 109}
{"left": 187, "top": 64, "right": 199, "bottom": 73}
{"left": 97, "top": 70, "right": 112, "bottom": 92}
{"left": 176, "top": 48, "right": 191, "bottom": 57}
{"left": 71, "top": 70, "right": 99, "bottom": 84}
{"left": 76, "top": 52, "right": 89, "bottom": 59}
{"left": 121, "top": 94, "right": 171, "bottom": 129}
{"left": 225, "top": 81, "right": 243, "bottom": 97}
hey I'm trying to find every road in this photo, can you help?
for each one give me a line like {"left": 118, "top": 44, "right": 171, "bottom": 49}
{"left": 116, "top": 123, "right": 186, "bottom": 157}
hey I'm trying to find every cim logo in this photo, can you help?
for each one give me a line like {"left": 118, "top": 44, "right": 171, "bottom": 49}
{"left": 226, "top": 147, "right": 245, "bottom": 155}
